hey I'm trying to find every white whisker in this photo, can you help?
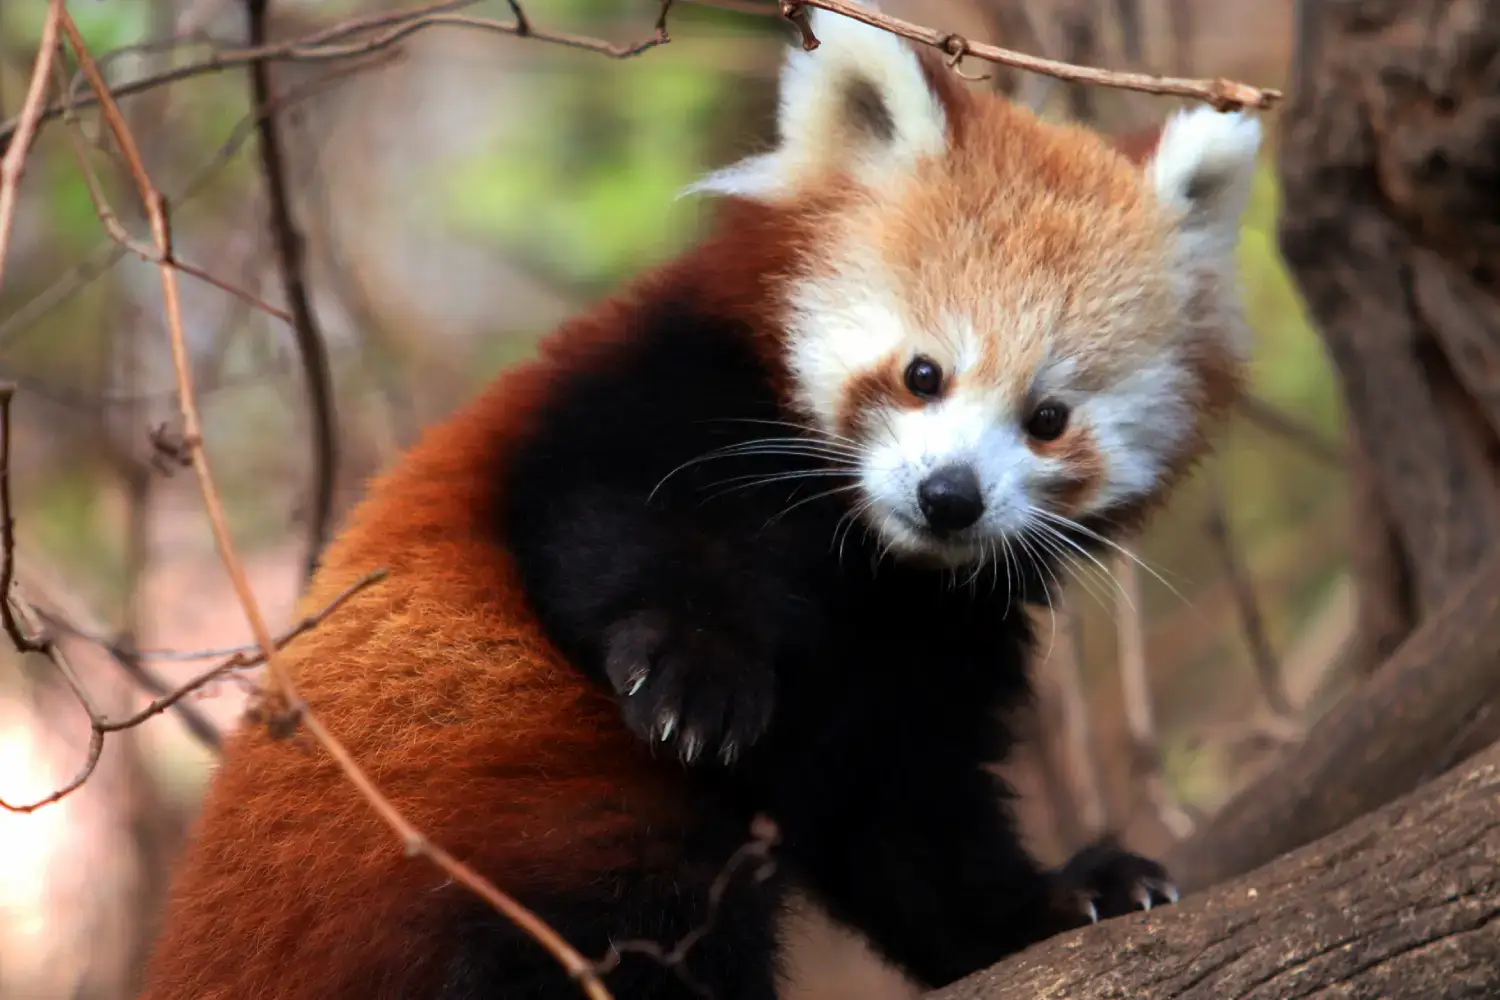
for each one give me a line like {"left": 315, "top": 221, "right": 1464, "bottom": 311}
{"left": 763, "top": 482, "right": 863, "bottom": 528}
{"left": 1031, "top": 508, "right": 1189, "bottom": 610}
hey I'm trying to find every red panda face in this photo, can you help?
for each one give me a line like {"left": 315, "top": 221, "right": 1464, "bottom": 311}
{"left": 688, "top": 3, "right": 1261, "bottom": 567}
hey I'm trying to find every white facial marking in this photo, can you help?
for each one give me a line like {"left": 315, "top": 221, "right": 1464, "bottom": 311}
{"left": 786, "top": 259, "right": 907, "bottom": 430}
{"left": 862, "top": 394, "right": 1043, "bottom": 561}
{"left": 1079, "top": 352, "right": 1193, "bottom": 511}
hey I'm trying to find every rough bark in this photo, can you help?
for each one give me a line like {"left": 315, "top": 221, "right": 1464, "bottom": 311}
{"left": 929, "top": 738, "right": 1500, "bottom": 1000}
{"left": 1278, "top": 0, "right": 1500, "bottom": 623}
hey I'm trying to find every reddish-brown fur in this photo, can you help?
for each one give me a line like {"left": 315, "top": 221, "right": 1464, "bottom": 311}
{"left": 138, "top": 199, "right": 820, "bottom": 1000}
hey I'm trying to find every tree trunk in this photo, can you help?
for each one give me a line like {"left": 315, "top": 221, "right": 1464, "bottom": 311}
{"left": 929, "top": 737, "right": 1500, "bottom": 1000}
{"left": 1277, "top": 0, "right": 1500, "bottom": 643}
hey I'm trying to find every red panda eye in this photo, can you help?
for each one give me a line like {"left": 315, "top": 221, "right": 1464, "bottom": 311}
{"left": 904, "top": 357, "right": 944, "bottom": 398}
{"left": 1025, "top": 402, "right": 1070, "bottom": 441}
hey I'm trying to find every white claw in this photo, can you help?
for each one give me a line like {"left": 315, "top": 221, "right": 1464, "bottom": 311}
{"left": 681, "top": 732, "right": 702, "bottom": 763}
{"left": 658, "top": 712, "right": 677, "bottom": 742}
{"left": 1085, "top": 900, "right": 1100, "bottom": 924}
{"left": 719, "top": 741, "right": 738, "bottom": 765}
{"left": 625, "top": 671, "right": 648, "bottom": 697}
{"left": 1143, "top": 878, "right": 1181, "bottom": 906}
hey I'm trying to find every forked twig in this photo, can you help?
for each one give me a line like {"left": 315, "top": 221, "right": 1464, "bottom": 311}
{"left": 0, "top": 381, "right": 390, "bottom": 805}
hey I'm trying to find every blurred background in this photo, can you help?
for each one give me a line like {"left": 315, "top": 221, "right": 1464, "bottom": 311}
{"left": 0, "top": 1, "right": 1340, "bottom": 997}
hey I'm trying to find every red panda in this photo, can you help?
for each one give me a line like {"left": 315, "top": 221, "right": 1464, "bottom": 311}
{"left": 138, "top": 7, "right": 1260, "bottom": 999}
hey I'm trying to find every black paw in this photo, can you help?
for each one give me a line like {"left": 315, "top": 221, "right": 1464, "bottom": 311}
{"left": 602, "top": 611, "right": 775, "bottom": 765}
{"left": 1053, "top": 837, "right": 1178, "bottom": 925}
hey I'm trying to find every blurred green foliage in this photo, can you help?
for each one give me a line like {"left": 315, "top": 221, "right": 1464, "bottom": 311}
{"left": 434, "top": 0, "right": 782, "bottom": 296}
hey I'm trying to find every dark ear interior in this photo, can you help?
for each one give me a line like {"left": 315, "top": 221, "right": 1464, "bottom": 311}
{"left": 841, "top": 75, "right": 896, "bottom": 142}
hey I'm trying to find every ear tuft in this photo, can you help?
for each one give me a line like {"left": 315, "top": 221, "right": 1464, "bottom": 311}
{"left": 683, "top": 0, "right": 947, "bottom": 202}
{"left": 1148, "top": 106, "right": 1261, "bottom": 233}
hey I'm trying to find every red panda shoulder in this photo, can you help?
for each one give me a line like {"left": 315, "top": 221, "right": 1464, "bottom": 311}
{"left": 138, "top": 311, "right": 699, "bottom": 1000}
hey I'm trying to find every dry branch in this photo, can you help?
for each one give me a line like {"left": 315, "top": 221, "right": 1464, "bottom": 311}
{"left": 0, "top": 1, "right": 63, "bottom": 292}
{"left": 0, "top": 377, "right": 388, "bottom": 805}
{"left": 50, "top": 62, "right": 292, "bottom": 325}
{"left": 1112, "top": 554, "right": 1194, "bottom": 841}
{"left": 18, "top": 551, "right": 225, "bottom": 755}
{"left": 1236, "top": 394, "right": 1344, "bottom": 467}
{"left": 1202, "top": 471, "right": 1296, "bottom": 719}
{"left": 786, "top": 0, "right": 1278, "bottom": 110}
{"left": 244, "top": 0, "right": 338, "bottom": 583}
{"left": 0, "top": 0, "right": 1278, "bottom": 157}
{"left": 1166, "top": 553, "right": 1500, "bottom": 892}
{"left": 931, "top": 736, "right": 1500, "bottom": 1000}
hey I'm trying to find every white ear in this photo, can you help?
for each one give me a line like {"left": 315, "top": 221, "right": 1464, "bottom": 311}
{"left": 685, "top": 2, "right": 948, "bottom": 201}
{"left": 1148, "top": 106, "right": 1262, "bottom": 255}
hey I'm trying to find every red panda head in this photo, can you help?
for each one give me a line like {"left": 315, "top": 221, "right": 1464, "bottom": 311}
{"left": 687, "top": 4, "right": 1262, "bottom": 566}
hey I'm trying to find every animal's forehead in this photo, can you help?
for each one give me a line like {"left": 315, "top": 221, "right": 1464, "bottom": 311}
{"left": 809, "top": 187, "right": 1179, "bottom": 396}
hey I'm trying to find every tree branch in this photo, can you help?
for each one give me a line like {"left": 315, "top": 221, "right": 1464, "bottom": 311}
{"left": 0, "top": 0, "right": 1279, "bottom": 156}
{"left": 0, "top": 0, "right": 62, "bottom": 292}
{"left": 243, "top": 0, "right": 338, "bottom": 585}
{"left": 1236, "top": 394, "right": 1345, "bottom": 468}
{"left": 1202, "top": 470, "right": 1297, "bottom": 719}
{"left": 1112, "top": 553, "right": 1195, "bottom": 840}
{"left": 784, "top": 0, "right": 1279, "bottom": 110}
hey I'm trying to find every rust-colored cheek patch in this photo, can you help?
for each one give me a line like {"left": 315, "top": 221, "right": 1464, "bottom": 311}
{"left": 1032, "top": 425, "right": 1105, "bottom": 515}
{"left": 835, "top": 353, "right": 925, "bottom": 438}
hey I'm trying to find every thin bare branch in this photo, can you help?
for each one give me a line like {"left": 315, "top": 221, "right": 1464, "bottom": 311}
{"left": 0, "top": 0, "right": 1278, "bottom": 155}
{"left": 51, "top": 62, "right": 294, "bottom": 326}
{"left": 0, "top": 0, "right": 63, "bottom": 293}
{"left": 1203, "top": 471, "right": 1297, "bottom": 719}
{"left": 244, "top": 0, "right": 338, "bottom": 584}
{"left": 601, "top": 815, "right": 780, "bottom": 997}
{"left": 1112, "top": 554, "right": 1196, "bottom": 841}
{"left": 41, "top": 567, "right": 387, "bottom": 677}
{"left": 784, "top": 0, "right": 1279, "bottom": 110}
{"left": 0, "top": 48, "right": 389, "bottom": 351}
{"left": 1237, "top": 394, "right": 1345, "bottom": 467}
{"left": 0, "top": 0, "right": 679, "bottom": 150}
{"left": 15, "top": 536, "right": 226, "bottom": 755}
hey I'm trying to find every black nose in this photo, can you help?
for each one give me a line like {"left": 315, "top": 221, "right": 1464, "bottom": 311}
{"left": 917, "top": 465, "right": 984, "bottom": 533}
